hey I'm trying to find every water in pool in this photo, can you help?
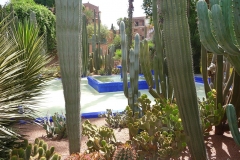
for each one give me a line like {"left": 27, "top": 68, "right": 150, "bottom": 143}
{"left": 35, "top": 77, "right": 205, "bottom": 116}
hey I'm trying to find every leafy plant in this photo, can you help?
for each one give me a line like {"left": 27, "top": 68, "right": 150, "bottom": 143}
{"left": 114, "top": 49, "right": 122, "bottom": 60}
{"left": 8, "top": 0, "right": 56, "bottom": 51}
{"left": 98, "top": 67, "right": 106, "bottom": 76}
{"left": 0, "top": 12, "right": 38, "bottom": 159}
{"left": 42, "top": 113, "right": 67, "bottom": 140}
{"left": 10, "top": 138, "right": 61, "bottom": 160}
{"left": 87, "top": 23, "right": 109, "bottom": 40}
{"left": 112, "top": 35, "right": 121, "bottom": 50}
{"left": 111, "top": 68, "right": 120, "bottom": 75}
{"left": 99, "top": 109, "right": 127, "bottom": 128}
{"left": 199, "top": 90, "right": 225, "bottom": 133}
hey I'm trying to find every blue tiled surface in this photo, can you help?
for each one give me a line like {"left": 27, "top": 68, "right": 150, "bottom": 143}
{"left": 87, "top": 75, "right": 207, "bottom": 93}
{"left": 87, "top": 76, "right": 150, "bottom": 93}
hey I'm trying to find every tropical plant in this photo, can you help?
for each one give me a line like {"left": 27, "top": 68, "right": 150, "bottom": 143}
{"left": 0, "top": 12, "right": 40, "bottom": 159}
{"left": 55, "top": 0, "right": 82, "bottom": 154}
{"left": 11, "top": 17, "right": 51, "bottom": 100}
{"left": 114, "top": 49, "right": 122, "bottom": 59}
{"left": 83, "top": 7, "right": 94, "bottom": 24}
{"left": 8, "top": 0, "right": 56, "bottom": 51}
{"left": 87, "top": 23, "right": 109, "bottom": 40}
{"left": 112, "top": 35, "right": 121, "bottom": 50}
{"left": 34, "top": 0, "right": 55, "bottom": 8}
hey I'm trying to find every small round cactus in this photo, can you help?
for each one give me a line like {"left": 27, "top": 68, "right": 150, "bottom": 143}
{"left": 113, "top": 143, "right": 136, "bottom": 160}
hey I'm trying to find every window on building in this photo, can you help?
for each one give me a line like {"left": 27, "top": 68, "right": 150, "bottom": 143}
{"left": 135, "top": 22, "right": 139, "bottom": 26}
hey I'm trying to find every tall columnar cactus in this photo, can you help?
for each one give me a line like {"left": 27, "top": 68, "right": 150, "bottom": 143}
{"left": 196, "top": 0, "right": 240, "bottom": 75}
{"left": 55, "top": 0, "right": 82, "bottom": 154}
{"left": 139, "top": 0, "right": 173, "bottom": 101}
{"left": 159, "top": 0, "right": 208, "bottom": 159}
{"left": 121, "top": 21, "right": 141, "bottom": 114}
{"left": 82, "top": 14, "right": 89, "bottom": 77}
{"left": 105, "top": 45, "right": 115, "bottom": 75}
{"left": 197, "top": 0, "right": 240, "bottom": 135}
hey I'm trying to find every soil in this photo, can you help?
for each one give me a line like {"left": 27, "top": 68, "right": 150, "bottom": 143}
{"left": 13, "top": 118, "right": 240, "bottom": 160}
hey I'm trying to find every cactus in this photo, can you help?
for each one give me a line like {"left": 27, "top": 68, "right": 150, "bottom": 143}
{"left": 120, "top": 21, "right": 141, "bottom": 115}
{"left": 55, "top": 0, "right": 82, "bottom": 153}
{"left": 82, "top": 120, "right": 117, "bottom": 159}
{"left": 139, "top": 0, "right": 173, "bottom": 102}
{"left": 112, "top": 143, "right": 136, "bottom": 160}
{"left": 98, "top": 109, "right": 127, "bottom": 128}
{"left": 197, "top": 0, "right": 240, "bottom": 135}
{"left": 82, "top": 14, "right": 89, "bottom": 77}
{"left": 67, "top": 152, "right": 105, "bottom": 160}
{"left": 159, "top": 0, "right": 208, "bottom": 159}
{"left": 124, "top": 94, "right": 187, "bottom": 159}
{"left": 104, "top": 45, "right": 115, "bottom": 75}
{"left": 10, "top": 138, "right": 60, "bottom": 160}
{"left": 196, "top": 0, "right": 240, "bottom": 75}
{"left": 226, "top": 104, "right": 240, "bottom": 146}
{"left": 42, "top": 113, "right": 67, "bottom": 140}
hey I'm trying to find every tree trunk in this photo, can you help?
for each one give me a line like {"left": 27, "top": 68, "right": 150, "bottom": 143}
{"left": 55, "top": 0, "right": 82, "bottom": 154}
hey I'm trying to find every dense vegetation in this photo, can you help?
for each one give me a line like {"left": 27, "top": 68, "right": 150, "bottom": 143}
{"left": 8, "top": 0, "right": 56, "bottom": 52}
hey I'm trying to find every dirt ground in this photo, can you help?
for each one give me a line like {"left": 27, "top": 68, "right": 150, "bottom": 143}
{"left": 13, "top": 117, "right": 240, "bottom": 160}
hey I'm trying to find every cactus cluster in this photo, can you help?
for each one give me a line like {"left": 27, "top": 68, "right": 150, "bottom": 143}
{"left": 82, "top": 120, "right": 117, "bottom": 159}
{"left": 139, "top": 0, "right": 173, "bottom": 101}
{"left": 10, "top": 138, "right": 61, "bottom": 160}
{"left": 112, "top": 143, "right": 136, "bottom": 160}
{"left": 98, "top": 109, "right": 127, "bottom": 128}
{"left": 197, "top": 0, "right": 240, "bottom": 138}
{"left": 104, "top": 45, "right": 115, "bottom": 75}
{"left": 197, "top": 0, "right": 240, "bottom": 74}
{"left": 42, "top": 113, "right": 67, "bottom": 140}
{"left": 124, "top": 94, "right": 187, "bottom": 159}
{"left": 120, "top": 21, "right": 141, "bottom": 115}
{"left": 66, "top": 152, "right": 105, "bottom": 160}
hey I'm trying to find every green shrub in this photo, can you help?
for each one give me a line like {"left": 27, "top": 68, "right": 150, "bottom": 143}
{"left": 114, "top": 49, "right": 122, "bottom": 59}
{"left": 7, "top": 0, "right": 56, "bottom": 52}
{"left": 112, "top": 34, "right": 121, "bottom": 50}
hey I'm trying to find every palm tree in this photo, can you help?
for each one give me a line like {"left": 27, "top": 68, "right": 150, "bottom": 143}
{"left": 83, "top": 7, "right": 94, "bottom": 24}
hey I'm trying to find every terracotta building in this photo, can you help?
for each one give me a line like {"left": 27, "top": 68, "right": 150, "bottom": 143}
{"left": 83, "top": 2, "right": 101, "bottom": 24}
{"left": 132, "top": 16, "right": 153, "bottom": 40}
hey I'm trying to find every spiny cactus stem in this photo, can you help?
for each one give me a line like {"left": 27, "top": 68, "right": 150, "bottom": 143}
{"left": 55, "top": 0, "right": 82, "bottom": 153}
{"left": 160, "top": 0, "right": 207, "bottom": 159}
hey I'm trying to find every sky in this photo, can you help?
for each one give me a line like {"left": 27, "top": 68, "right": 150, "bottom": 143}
{"left": 0, "top": 0, "right": 146, "bottom": 29}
